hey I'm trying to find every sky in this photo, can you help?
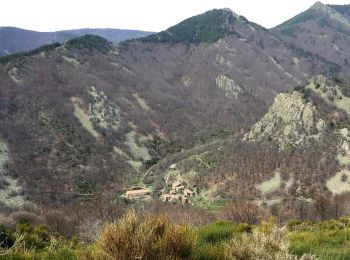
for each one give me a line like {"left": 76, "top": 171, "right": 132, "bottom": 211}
{"left": 1, "top": 0, "right": 349, "bottom": 32}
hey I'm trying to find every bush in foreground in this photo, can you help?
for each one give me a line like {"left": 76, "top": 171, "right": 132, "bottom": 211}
{"left": 224, "top": 218, "right": 317, "bottom": 260}
{"left": 95, "top": 211, "right": 194, "bottom": 260}
{"left": 0, "top": 220, "right": 79, "bottom": 260}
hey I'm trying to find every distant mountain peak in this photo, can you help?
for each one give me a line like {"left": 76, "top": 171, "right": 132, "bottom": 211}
{"left": 221, "top": 7, "right": 239, "bottom": 17}
{"left": 310, "top": 1, "right": 326, "bottom": 10}
{"left": 310, "top": 1, "right": 350, "bottom": 27}
{"left": 274, "top": 1, "right": 350, "bottom": 30}
{"left": 139, "top": 9, "right": 243, "bottom": 44}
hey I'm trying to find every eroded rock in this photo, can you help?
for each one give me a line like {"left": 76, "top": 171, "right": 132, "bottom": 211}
{"left": 215, "top": 74, "right": 243, "bottom": 99}
{"left": 244, "top": 91, "right": 319, "bottom": 149}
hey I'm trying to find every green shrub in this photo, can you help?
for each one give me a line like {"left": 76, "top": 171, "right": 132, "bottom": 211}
{"left": 191, "top": 242, "right": 226, "bottom": 260}
{"left": 290, "top": 219, "right": 350, "bottom": 259}
{"left": 140, "top": 9, "right": 236, "bottom": 44}
{"left": 287, "top": 219, "right": 303, "bottom": 231}
{"left": 66, "top": 35, "right": 111, "bottom": 53}
{"left": 0, "top": 220, "right": 81, "bottom": 259}
{"left": 15, "top": 222, "right": 51, "bottom": 251}
{"left": 0, "top": 224, "right": 15, "bottom": 249}
{"left": 191, "top": 221, "right": 251, "bottom": 259}
{"left": 195, "top": 221, "right": 245, "bottom": 245}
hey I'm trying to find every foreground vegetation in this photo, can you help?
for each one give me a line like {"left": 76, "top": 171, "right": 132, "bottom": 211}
{"left": 3, "top": 209, "right": 350, "bottom": 259}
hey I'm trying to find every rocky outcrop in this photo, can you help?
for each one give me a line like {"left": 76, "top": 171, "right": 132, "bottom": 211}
{"left": 71, "top": 86, "right": 120, "bottom": 138}
{"left": 244, "top": 91, "right": 322, "bottom": 149}
{"left": 88, "top": 86, "right": 120, "bottom": 130}
{"left": 0, "top": 140, "right": 26, "bottom": 208}
{"left": 215, "top": 75, "right": 243, "bottom": 99}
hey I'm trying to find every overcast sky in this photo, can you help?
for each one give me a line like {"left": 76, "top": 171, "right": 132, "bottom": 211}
{"left": 1, "top": 0, "right": 349, "bottom": 32}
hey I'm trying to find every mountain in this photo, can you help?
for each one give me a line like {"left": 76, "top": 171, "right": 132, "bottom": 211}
{"left": 136, "top": 8, "right": 340, "bottom": 102}
{"left": 0, "top": 27, "right": 154, "bottom": 56}
{"left": 272, "top": 2, "right": 350, "bottom": 75}
{"left": 0, "top": 7, "right": 348, "bottom": 222}
{"left": 0, "top": 32, "right": 264, "bottom": 210}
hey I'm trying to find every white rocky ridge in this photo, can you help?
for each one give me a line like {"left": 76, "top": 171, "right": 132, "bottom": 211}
{"left": 244, "top": 91, "right": 320, "bottom": 149}
{"left": 88, "top": 86, "right": 120, "bottom": 130}
{"left": 0, "top": 140, "right": 26, "bottom": 208}
{"left": 215, "top": 74, "right": 243, "bottom": 99}
{"left": 71, "top": 86, "right": 120, "bottom": 138}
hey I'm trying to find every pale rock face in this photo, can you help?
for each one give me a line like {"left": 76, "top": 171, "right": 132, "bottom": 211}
{"left": 215, "top": 39, "right": 236, "bottom": 54}
{"left": 181, "top": 75, "right": 192, "bottom": 87}
{"left": 309, "top": 76, "right": 333, "bottom": 99}
{"left": 8, "top": 67, "right": 23, "bottom": 83}
{"left": 215, "top": 75, "right": 243, "bottom": 99}
{"left": 255, "top": 171, "right": 281, "bottom": 195}
{"left": 244, "top": 91, "right": 319, "bottom": 149}
{"left": 337, "top": 128, "right": 350, "bottom": 165}
{"left": 326, "top": 170, "right": 350, "bottom": 194}
{"left": 222, "top": 8, "right": 238, "bottom": 17}
{"left": 71, "top": 87, "right": 120, "bottom": 138}
{"left": 316, "top": 119, "right": 326, "bottom": 132}
{"left": 124, "top": 131, "right": 153, "bottom": 171}
{"left": 0, "top": 140, "right": 26, "bottom": 208}
{"left": 327, "top": 129, "right": 350, "bottom": 194}
{"left": 88, "top": 86, "right": 120, "bottom": 130}
{"left": 71, "top": 97, "right": 100, "bottom": 138}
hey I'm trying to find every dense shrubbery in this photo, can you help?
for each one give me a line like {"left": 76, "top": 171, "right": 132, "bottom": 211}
{"left": 0, "top": 220, "right": 79, "bottom": 259}
{"left": 6, "top": 210, "right": 350, "bottom": 259}
{"left": 140, "top": 9, "right": 236, "bottom": 44}
{"left": 289, "top": 218, "right": 350, "bottom": 259}
{"left": 66, "top": 34, "right": 112, "bottom": 53}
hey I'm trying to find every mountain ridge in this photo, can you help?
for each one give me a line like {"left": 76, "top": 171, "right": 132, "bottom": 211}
{"left": 139, "top": 8, "right": 266, "bottom": 44}
{"left": 0, "top": 26, "right": 154, "bottom": 56}
{"left": 272, "top": 2, "right": 350, "bottom": 75}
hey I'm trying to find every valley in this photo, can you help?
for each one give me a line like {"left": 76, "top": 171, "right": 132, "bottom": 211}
{"left": 1, "top": 2, "right": 350, "bottom": 259}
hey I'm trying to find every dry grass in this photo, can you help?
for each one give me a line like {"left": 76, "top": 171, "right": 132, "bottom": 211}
{"left": 95, "top": 210, "right": 194, "bottom": 260}
{"left": 224, "top": 219, "right": 317, "bottom": 260}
